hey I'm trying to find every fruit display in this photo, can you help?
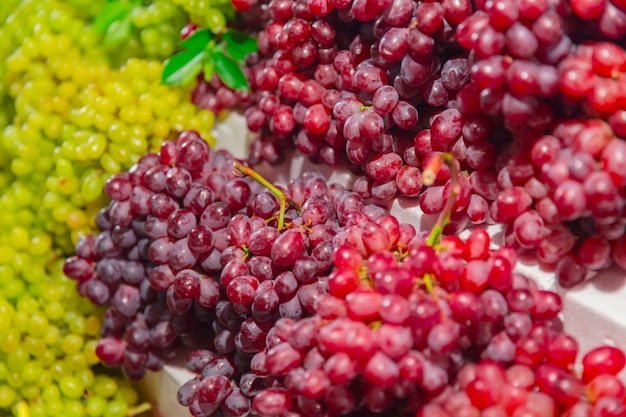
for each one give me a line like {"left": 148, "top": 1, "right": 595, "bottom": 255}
{"left": 1, "top": 0, "right": 626, "bottom": 415}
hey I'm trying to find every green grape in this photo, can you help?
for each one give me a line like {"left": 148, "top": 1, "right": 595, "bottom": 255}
{"left": 21, "top": 360, "right": 44, "bottom": 383}
{"left": 83, "top": 341, "right": 100, "bottom": 366}
{"left": 0, "top": 301, "right": 14, "bottom": 331}
{"left": 22, "top": 336, "right": 47, "bottom": 358}
{"left": 86, "top": 395, "right": 107, "bottom": 417}
{"left": 6, "top": 347, "right": 29, "bottom": 373}
{"left": 102, "top": 399, "right": 128, "bottom": 417}
{"left": 205, "top": 7, "right": 227, "bottom": 32}
{"left": 0, "top": 329, "right": 20, "bottom": 354}
{"left": 99, "top": 153, "right": 122, "bottom": 175}
{"left": 66, "top": 353, "right": 88, "bottom": 371}
{"left": 92, "top": 376, "right": 117, "bottom": 399}
{"left": 6, "top": 372, "right": 23, "bottom": 390}
{"left": 61, "top": 334, "right": 84, "bottom": 355}
{"left": 59, "top": 375, "right": 85, "bottom": 399}
{"left": 22, "top": 264, "right": 46, "bottom": 284}
{"left": 19, "top": 384, "right": 40, "bottom": 401}
{"left": 131, "top": 7, "right": 151, "bottom": 28}
{"left": 65, "top": 400, "right": 88, "bottom": 417}
{"left": 45, "top": 399, "right": 65, "bottom": 417}
{"left": 37, "top": 371, "right": 53, "bottom": 388}
{"left": 75, "top": 368, "right": 95, "bottom": 388}
{"left": 16, "top": 294, "right": 38, "bottom": 314}
{"left": 84, "top": 316, "right": 102, "bottom": 337}
{"left": 39, "top": 349, "right": 56, "bottom": 368}
{"left": 27, "top": 312, "right": 49, "bottom": 338}
{"left": 114, "top": 381, "right": 139, "bottom": 406}
{"left": 0, "top": 385, "right": 16, "bottom": 408}
{"left": 29, "top": 403, "right": 47, "bottom": 417}
{"left": 80, "top": 171, "right": 104, "bottom": 203}
{"left": 67, "top": 314, "right": 87, "bottom": 335}
{"left": 44, "top": 302, "right": 65, "bottom": 321}
{"left": 11, "top": 311, "right": 29, "bottom": 333}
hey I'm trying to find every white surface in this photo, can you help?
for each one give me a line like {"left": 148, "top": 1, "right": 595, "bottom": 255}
{"left": 140, "top": 364, "right": 196, "bottom": 417}
{"left": 562, "top": 267, "right": 626, "bottom": 359}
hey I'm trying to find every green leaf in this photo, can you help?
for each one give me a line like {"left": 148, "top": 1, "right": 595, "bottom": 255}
{"left": 103, "top": 10, "right": 133, "bottom": 46}
{"left": 214, "top": 47, "right": 249, "bottom": 91}
{"left": 180, "top": 28, "right": 214, "bottom": 50}
{"left": 162, "top": 49, "right": 206, "bottom": 86}
{"left": 92, "top": 1, "right": 132, "bottom": 33}
{"left": 222, "top": 30, "right": 258, "bottom": 62}
{"left": 203, "top": 49, "right": 215, "bottom": 82}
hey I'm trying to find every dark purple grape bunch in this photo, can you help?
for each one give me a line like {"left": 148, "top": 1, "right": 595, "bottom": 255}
{"left": 63, "top": 130, "right": 265, "bottom": 379}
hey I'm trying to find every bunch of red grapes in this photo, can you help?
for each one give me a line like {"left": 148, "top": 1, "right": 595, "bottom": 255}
{"left": 64, "top": 133, "right": 626, "bottom": 417}
{"left": 191, "top": 0, "right": 626, "bottom": 285}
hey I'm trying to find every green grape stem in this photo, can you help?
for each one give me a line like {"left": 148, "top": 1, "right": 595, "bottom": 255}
{"left": 127, "top": 402, "right": 152, "bottom": 417}
{"left": 233, "top": 162, "right": 290, "bottom": 230}
{"left": 420, "top": 153, "right": 459, "bottom": 300}
{"left": 425, "top": 153, "right": 459, "bottom": 248}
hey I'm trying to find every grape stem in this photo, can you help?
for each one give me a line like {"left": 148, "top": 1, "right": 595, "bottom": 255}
{"left": 420, "top": 153, "right": 459, "bottom": 306}
{"left": 424, "top": 153, "right": 459, "bottom": 247}
{"left": 233, "top": 161, "right": 289, "bottom": 230}
{"left": 127, "top": 402, "right": 152, "bottom": 417}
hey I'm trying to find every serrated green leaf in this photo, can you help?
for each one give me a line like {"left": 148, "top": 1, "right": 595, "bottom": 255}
{"left": 180, "top": 28, "right": 214, "bottom": 50}
{"left": 203, "top": 49, "right": 215, "bottom": 82}
{"left": 103, "top": 10, "right": 133, "bottom": 46}
{"left": 222, "top": 30, "right": 258, "bottom": 62}
{"left": 92, "top": 1, "right": 132, "bottom": 33}
{"left": 162, "top": 49, "right": 206, "bottom": 86}
{"left": 214, "top": 48, "right": 249, "bottom": 91}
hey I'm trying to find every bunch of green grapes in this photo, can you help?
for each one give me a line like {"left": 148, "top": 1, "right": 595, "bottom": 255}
{"left": 128, "top": 0, "right": 189, "bottom": 59}
{"left": 65, "top": 0, "right": 228, "bottom": 63}
{"left": 96, "top": 0, "right": 191, "bottom": 63}
{"left": 0, "top": 0, "right": 216, "bottom": 253}
{"left": 0, "top": 180, "right": 146, "bottom": 417}
{"left": 170, "top": 0, "right": 236, "bottom": 34}
{"left": 49, "top": 0, "right": 189, "bottom": 62}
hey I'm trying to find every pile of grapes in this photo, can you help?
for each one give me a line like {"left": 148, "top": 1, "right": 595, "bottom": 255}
{"left": 188, "top": 0, "right": 626, "bottom": 286}
{"left": 2, "top": 0, "right": 626, "bottom": 414}
{"left": 66, "top": 133, "right": 626, "bottom": 417}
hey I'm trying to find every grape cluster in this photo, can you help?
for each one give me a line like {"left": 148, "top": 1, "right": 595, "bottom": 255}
{"left": 51, "top": 0, "right": 192, "bottom": 62}
{"left": 64, "top": 131, "right": 253, "bottom": 380}
{"left": 171, "top": 0, "right": 237, "bottom": 34}
{"left": 183, "top": 0, "right": 626, "bottom": 278}
{"left": 64, "top": 130, "right": 361, "bottom": 380}
{"left": 64, "top": 134, "right": 626, "bottom": 417}
{"left": 177, "top": 217, "right": 626, "bottom": 417}
{"left": 125, "top": 0, "right": 190, "bottom": 60}
{"left": 0, "top": 225, "right": 144, "bottom": 417}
